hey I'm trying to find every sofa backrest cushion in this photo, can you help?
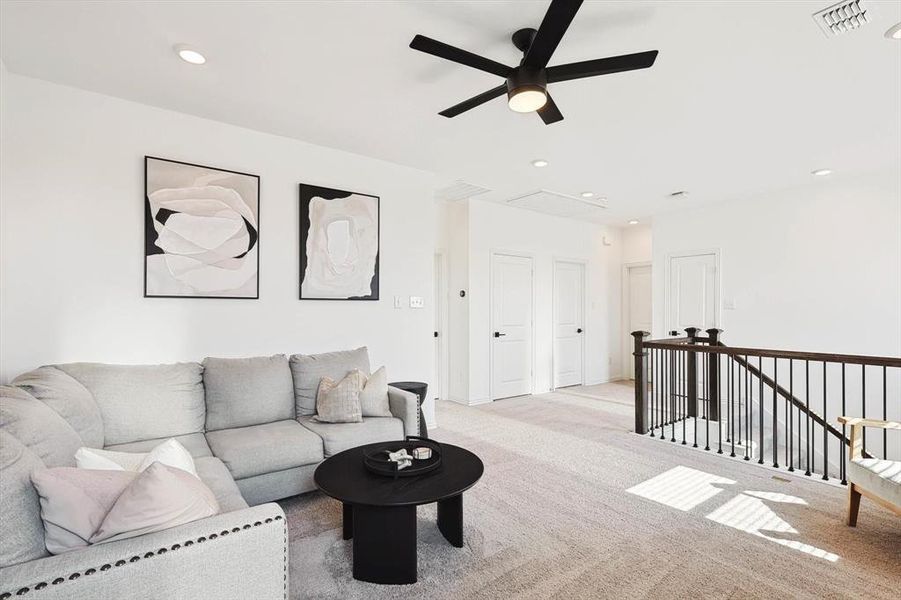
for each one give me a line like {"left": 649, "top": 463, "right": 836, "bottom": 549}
{"left": 289, "top": 347, "right": 370, "bottom": 416}
{"left": 13, "top": 366, "right": 104, "bottom": 448}
{"left": 0, "top": 386, "right": 83, "bottom": 468}
{"left": 203, "top": 355, "right": 295, "bottom": 431}
{"left": 55, "top": 363, "right": 205, "bottom": 446}
{"left": 0, "top": 430, "right": 48, "bottom": 567}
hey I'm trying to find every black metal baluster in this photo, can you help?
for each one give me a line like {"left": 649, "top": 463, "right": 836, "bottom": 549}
{"left": 670, "top": 349, "right": 676, "bottom": 443}
{"left": 805, "top": 360, "right": 811, "bottom": 476}
{"left": 704, "top": 350, "right": 710, "bottom": 451}
{"left": 822, "top": 362, "right": 828, "bottom": 480}
{"left": 773, "top": 357, "right": 779, "bottom": 469}
{"left": 693, "top": 348, "right": 698, "bottom": 448}
{"left": 757, "top": 357, "right": 764, "bottom": 464}
{"left": 681, "top": 350, "right": 688, "bottom": 446}
{"left": 862, "top": 365, "right": 866, "bottom": 456}
{"left": 788, "top": 360, "right": 794, "bottom": 472}
{"left": 650, "top": 348, "right": 656, "bottom": 436}
{"left": 841, "top": 363, "right": 846, "bottom": 484}
{"left": 717, "top": 354, "right": 723, "bottom": 454}
{"left": 730, "top": 356, "right": 736, "bottom": 457}
{"left": 784, "top": 358, "right": 789, "bottom": 469}
{"left": 883, "top": 366, "right": 887, "bottom": 459}
{"left": 745, "top": 355, "right": 751, "bottom": 461}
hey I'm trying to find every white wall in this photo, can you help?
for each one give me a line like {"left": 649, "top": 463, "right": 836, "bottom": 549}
{"left": 651, "top": 172, "right": 900, "bottom": 355}
{"left": 465, "top": 200, "right": 623, "bottom": 402}
{"left": 621, "top": 224, "right": 652, "bottom": 265}
{"left": 0, "top": 73, "right": 440, "bottom": 424}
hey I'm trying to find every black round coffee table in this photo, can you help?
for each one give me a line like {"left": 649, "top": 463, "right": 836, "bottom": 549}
{"left": 314, "top": 441, "right": 483, "bottom": 584}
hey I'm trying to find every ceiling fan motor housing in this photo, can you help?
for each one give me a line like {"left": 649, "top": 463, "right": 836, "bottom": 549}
{"left": 506, "top": 67, "right": 548, "bottom": 99}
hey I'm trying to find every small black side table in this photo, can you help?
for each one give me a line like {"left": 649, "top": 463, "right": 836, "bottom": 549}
{"left": 389, "top": 381, "right": 429, "bottom": 438}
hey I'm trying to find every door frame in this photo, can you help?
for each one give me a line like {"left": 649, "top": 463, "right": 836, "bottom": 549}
{"left": 434, "top": 250, "right": 449, "bottom": 405}
{"left": 551, "top": 257, "right": 588, "bottom": 391}
{"left": 489, "top": 250, "right": 535, "bottom": 402}
{"left": 621, "top": 260, "right": 652, "bottom": 379}
{"left": 664, "top": 248, "right": 722, "bottom": 336}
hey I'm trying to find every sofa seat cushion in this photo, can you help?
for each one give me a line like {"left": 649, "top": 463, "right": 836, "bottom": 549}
{"left": 290, "top": 347, "right": 370, "bottom": 416}
{"left": 56, "top": 362, "right": 205, "bottom": 446}
{"left": 849, "top": 457, "right": 901, "bottom": 507}
{"left": 194, "top": 457, "right": 248, "bottom": 513}
{"left": 104, "top": 432, "right": 212, "bottom": 459}
{"left": 203, "top": 355, "right": 295, "bottom": 431}
{"left": 298, "top": 416, "right": 403, "bottom": 457}
{"left": 206, "top": 420, "right": 323, "bottom": 480}
{"left": 1, "top": 386, "right": 83, "bottom": 468}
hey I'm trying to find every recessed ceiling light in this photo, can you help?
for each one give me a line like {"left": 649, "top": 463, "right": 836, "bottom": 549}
{"left": 628, "top": 219, "right": 639, "bottom": 225}
{"left": 531, "top": 159, "right": 548, "bottom": 168}
{"left": 811, "top": 168, "right": 832, "bottom": 176}
{"left": 580, "top": 191, "right": 594, "bottom": 198}
{"left": 175, "top": 44, "right": 206, "bottom": 65}
{"left": 886, "top": 23, "right": 901, "bottom": 40}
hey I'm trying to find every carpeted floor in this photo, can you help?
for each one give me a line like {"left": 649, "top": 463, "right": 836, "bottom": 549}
{"left": 280, "top": 382, "right": 900, "bottom": 599}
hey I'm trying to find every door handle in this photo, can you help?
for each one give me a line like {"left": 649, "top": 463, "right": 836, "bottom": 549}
{"left": 577, "top": 328, "right": 583, "bottom": 333}
{"left": 493, "top": 331, "right": 506, "bottom": 338}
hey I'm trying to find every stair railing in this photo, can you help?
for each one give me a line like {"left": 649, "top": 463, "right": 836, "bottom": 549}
{"left": 633, "top": 329, "right": 900, "bottom": 484}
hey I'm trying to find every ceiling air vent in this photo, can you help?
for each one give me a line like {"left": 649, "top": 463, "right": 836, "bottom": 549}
{"left": 506, "top": 189, "right": 608, "bottom": 220}
{"left": 812, "top": 0, "right": 871, "bottom": 37}
{"left": 435, "top": 180, "right": 490, "bottom": 202}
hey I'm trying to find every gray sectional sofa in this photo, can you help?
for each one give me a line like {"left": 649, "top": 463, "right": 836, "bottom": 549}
{"left": 0, "top": 348, "right": 420, "bottom": 599}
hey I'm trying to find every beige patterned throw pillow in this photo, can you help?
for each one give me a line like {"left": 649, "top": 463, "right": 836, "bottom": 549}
{"left": 360, "top": 366, "right": 392, "bottom": 417}
{"left": 315, "top": 370, "right": 365, "bottom": 423}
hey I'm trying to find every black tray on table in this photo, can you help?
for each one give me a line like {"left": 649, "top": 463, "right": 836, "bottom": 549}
{"left": 362, "top": 436, "right": 442, "bottom": 478}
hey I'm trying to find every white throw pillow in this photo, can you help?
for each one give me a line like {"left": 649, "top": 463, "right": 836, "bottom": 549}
{"left": 75, "top": 439, "right": 197, "bottom": 477}
{"left": 359, "top": 366, "right": 392, "bottom": 417}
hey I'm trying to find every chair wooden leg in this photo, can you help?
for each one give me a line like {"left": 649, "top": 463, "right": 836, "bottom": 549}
{"left": 847, "top": 483, "right": 861, "bottom": 527}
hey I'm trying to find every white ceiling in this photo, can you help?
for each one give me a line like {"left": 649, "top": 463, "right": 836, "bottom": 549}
{"left": 2, "top": 1, "right": 900, "bottom": 225}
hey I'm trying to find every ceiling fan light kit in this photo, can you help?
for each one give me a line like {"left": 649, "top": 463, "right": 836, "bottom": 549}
{"left": 410, "top": 0, "right": 658, "bottom": 125}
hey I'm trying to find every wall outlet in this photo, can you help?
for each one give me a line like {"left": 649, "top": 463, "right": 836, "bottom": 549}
{"left": 409, "top": 296, "right": 424, "bottom": 308}
{"left": 394, "top": 296, "right": 402, "bottom": 309}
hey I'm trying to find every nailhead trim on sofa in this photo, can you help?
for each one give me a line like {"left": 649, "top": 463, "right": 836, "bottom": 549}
{"left": 0, "top": 515, "right": 285, "bottom": 599}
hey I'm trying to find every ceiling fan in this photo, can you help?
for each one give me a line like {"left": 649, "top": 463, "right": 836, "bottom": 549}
{"left": 409, "top": 0, "right": 658, "bottom": 125}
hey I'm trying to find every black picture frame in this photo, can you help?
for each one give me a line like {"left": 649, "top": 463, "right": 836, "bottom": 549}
{"left": 144, "top": 156, "right": 260, "bottom": 299}
{"left": 298, "top": 183, "right": 380, "bottom": 301}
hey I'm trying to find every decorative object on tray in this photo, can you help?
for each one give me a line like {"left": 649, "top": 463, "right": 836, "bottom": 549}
{"left": 299, "top": 183, "right": 379, "bottom": 300}
{"left": 362, "top": 436, "right": 442, "bottom": 478}
{"left": 145, "top": 156, "right": 260, "bottom": 299}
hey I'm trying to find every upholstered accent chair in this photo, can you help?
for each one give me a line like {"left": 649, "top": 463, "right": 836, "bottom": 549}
{"left": 837, "top": 416, "right": 901, "bottom": 526}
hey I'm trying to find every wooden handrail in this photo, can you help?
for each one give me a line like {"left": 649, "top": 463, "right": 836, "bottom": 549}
{"left": 642, "top": 339, "right": 901, "bottom": 368}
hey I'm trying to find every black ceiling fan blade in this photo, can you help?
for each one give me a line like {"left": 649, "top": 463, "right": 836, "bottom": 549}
{"left": 410, "top": 35, "right": 512, "bottom": 78}
{"left": 523, "top": 0, "right": 584, "bottom": 69}
{"left": 546, "top": 50, "right": 659, "bottom": 83}
{"left": 537, "top": 93, "right": 564, "bottom": 125}
{"left": 439, "top": 84, "right": 508, "bottom": 118}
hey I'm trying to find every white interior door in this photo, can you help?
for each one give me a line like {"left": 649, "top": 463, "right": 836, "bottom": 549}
{"left": 554, "top": 261, "right": 585, "bottom": 388}
{"left": 625, "top": 264, "right": 652, "bottom": 378}
{"left": 491, "top": 253, "right": 533, "bottom": 400}
{"left": 668, "top": 253, "right": 718, "bottom": 333}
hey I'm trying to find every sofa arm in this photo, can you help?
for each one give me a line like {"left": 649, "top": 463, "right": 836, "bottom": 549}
{"left": 388, "top": 386, "right": 420, "bottom": 437}
{"left": 0, "top": 504, "right": 287, "bottom": 600}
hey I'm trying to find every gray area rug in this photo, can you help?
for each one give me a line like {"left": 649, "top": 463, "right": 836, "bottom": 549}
{"left": 280, "top": 382, "right": 900, "bottom": 599}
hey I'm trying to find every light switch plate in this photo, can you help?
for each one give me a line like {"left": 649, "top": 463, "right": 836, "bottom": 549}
{"left": 394, "top": 296, "right": 402, "bottom": 309}
{"left": 409, "top": 296, "right": 424, "bottom": 309}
